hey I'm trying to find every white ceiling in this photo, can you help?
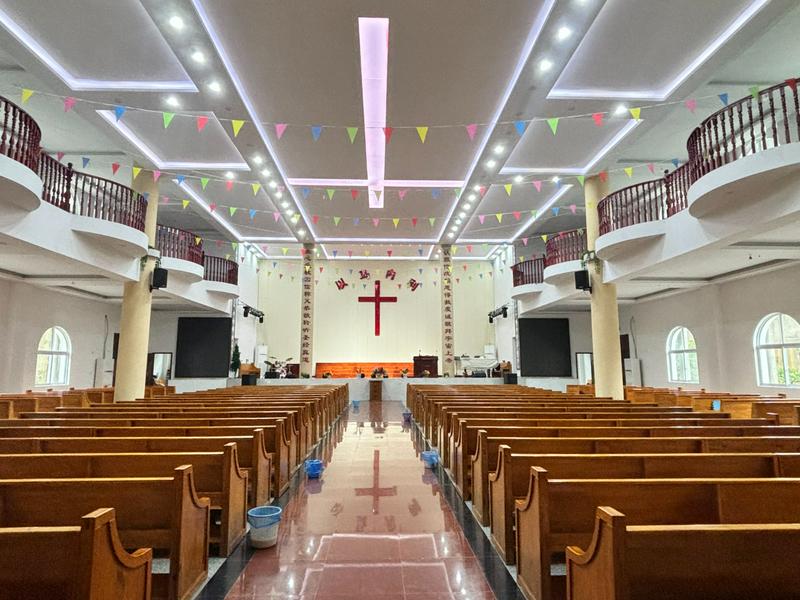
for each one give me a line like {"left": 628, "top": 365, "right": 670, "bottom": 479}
{"left": 0, "top": 0, "right": 796, "bottom": 256}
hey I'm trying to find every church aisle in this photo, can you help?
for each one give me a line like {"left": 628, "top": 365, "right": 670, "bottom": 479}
{"left": 222, "top": 400, "right": 497, "bottom": 599}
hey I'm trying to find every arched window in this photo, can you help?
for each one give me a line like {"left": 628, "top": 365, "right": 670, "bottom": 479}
{"left": 35, "top": 326, "right": 71, "bottom": 387}
{"left": 666, "top": 326, "right": 699, "bottom": 383}
{"left": 754, "top": 313, "right": 800, "bottom": 387}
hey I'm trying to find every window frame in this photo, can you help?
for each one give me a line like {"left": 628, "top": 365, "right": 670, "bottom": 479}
{"left": 35, "top": 326, "right": 72, "bottom": 387}
{"left": 753, "top": 313, "right": 800, "bottom": 388}
{"left": 665, "top": 326, "right": 700, "bottom": 384}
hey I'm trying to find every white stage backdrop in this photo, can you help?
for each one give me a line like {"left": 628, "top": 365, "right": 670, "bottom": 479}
{"left": 257, "top": 259, "right": 494, "bottom": 365}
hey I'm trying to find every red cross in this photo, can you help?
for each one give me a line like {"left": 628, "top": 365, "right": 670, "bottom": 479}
{"left": 354, "top": 449, "right": 397, "bottom": 514}
{"left": 358, "top": 280, "right": 397, "bottom": 336}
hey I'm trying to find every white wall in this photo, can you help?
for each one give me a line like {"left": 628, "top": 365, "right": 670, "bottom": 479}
{"left": 257, "top": 258, "right": 493, "bottom": 367}
{"left": 233, "top": 248, "right": 260, "bottom": 365}
{"left": 492, "top": 246, "right": 517, "bottom": 368}
{"left": 619, "top": 263, "right": 800, "bottom": 395}
{"left": 0, "top": 279, "right": 120, "bottom": 393}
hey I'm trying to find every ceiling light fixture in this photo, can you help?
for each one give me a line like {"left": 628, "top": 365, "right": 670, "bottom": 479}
{"left": 281, "top": 201, "right": 289, "bottom": 209}
{"left": 473, "top": 184, "right": 481, "bottom": 192}
{"left": 252, "top": 155, "right": 263, "bottom": 165}
{"left": 486, "top": 159, "right": 497, "bottom": 169}
{"left": 224, "top": 171, "right": 235, "bottom": 180}
{"left": 455, "top": 218, "right": 462, "bottom": 225}
{"left": 165, "top": 95, "right": 180, "bottom": 107}
{"left": 208, "top": 80, "right": 222, "bottom": 93}
{"left": 191, "top": 50, "right": 205, "bottom": 63}
{"left": 261, "top": 168, "right": 271, "bottom": 177}
{"left": 493, "top": 144, "right": 505, "bottom": 155}
{"left": 450, "top": 225, "right": 458, "bottom": 232}
{"left": 468, "top": 193, "right": 476, "bottom": 201}
{"left": 447, "top": 232, "right": 455, "bottom": 239}
{"left": 459, "top": 212, "right": 466, "bottom": 218}
{"left": 297, "top": 229, "right": 306, "bottom": 237}
{"left": 514, "top": 175, "right": 524, "bottom": 183}
{"left": 539, "top": 58, "right": 553, "bottom": 73}
{"left": 614, "top": 103, "right": 628, "bottom": 115}
{"left": 275, "top": 191, "right": 283, "bottom": 199}
{"left": 286, "top": 209, "right": 294, "bottom": 216}
{"left": 556, "top": 26, "right": 572, "bottom": 41}
{"left": 551, "top": 176, "right": 560, "bottom": 182}
{"left": 168, "top": 15, "right": 185, "bottom": 31}
{"left": 269, "top": 181, "right": 278, "bottom": 189}
{"left": 463, "top": 203, "right": 471, "bottom": 210}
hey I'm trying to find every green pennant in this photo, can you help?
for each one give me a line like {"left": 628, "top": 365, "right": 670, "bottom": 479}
{"left": 333, "top": 216, "right": 341, "bottom": 226}
{"left": 163, "top": 112, "right": 175, "bottom": 128}
{"left": 346, "top": 127, "right": 358, "bottom": 144}
{"left": 428, "top": 217, "right": 436, "bottom": 227}
{"left": 229, "top": 206, "right": 238, "bottom": 217}
{"left": 326, "top": 188, "right": 335, "bottom": 201}
{"left": 749, "top": 85, "right": 760, "bottom": 100}
{"left": 547, "top": 117, "right": 559, "bottom": 135}
{"left": 231, "top": 242, "right": 238, "bottom": 251}
{"left": 201, "top": 177, "right": 209, "bottom": 190}
{"left": 576, "top": 175, "right": 585, "bottom": 187}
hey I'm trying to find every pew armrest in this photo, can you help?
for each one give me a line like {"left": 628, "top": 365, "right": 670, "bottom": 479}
{"left": 78, "top": 507, "right": 153, "bottom": 600}
{"left": 172, "top": 465, "right": 210, "bottom": 600}
{"left": 566, "top": 507, "right": 627, "bottom": 600}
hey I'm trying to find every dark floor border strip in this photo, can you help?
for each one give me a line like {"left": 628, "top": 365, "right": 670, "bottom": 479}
{"left": 414, "top": 424, "right": 527, "bottom": 600}
{"left": 194, "top": 413, "right": 345, "bottom": 600}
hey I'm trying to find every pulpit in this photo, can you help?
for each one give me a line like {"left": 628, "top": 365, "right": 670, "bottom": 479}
{"left": 413, "top": 355, "right": 438, "bottom": 377}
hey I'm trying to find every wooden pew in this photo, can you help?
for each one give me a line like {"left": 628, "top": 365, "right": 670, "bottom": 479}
{"left": 451, "top": 422, "right": 796, "bottom": 500}
{"left": 488, "top": 448, "right": 800, "bottom": 565}
{"left": 0, "top": 424, "right": 291, "bottom": 497}
{"left": 0, "top": 465, "right": 209, "bottom": 600}
{"left": 470, "top": 432, "right": 800, "bottom": 528}
{"left": 566, "top": 507, "right": 800, "bottom": 600}
{"left": 0, "top": 431, "right": 273, "bottom": 505}
{"left": 0, "top": 444, "right": 247, "bottom": 556}
{"left": 0, "top": 507, "right": 151, "bottom": 600}
{"left": 514, "top": 472, "right": 800, "bottom": 600}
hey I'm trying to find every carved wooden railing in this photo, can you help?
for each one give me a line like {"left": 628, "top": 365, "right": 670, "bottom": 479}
{"left": 512, "top": 257, "right": 545, "bottom": 286}
{"left": 0, "top": 95, "right": 41, "bottom": 171}
{"left": 203, "top": 255, "right": 238, "bottom": 285}
{"left": 38, "top": 154, "right": 147, "bottom": 231}
{"left": 545, "top": 229, "right": 586, "bottom": 267}
{"left": 156, "top": 225, "right": 204, "bottom": 265}
{"left": 597, "top": 78, "right": 800, "bottom": 236}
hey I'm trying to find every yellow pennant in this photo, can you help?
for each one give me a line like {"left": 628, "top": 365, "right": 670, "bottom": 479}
{"left": 495, "top": 213, "right": 503, "bottom": 223}
{"left": 504, "top": 183, "right": 512, "bottom": 196}
{"left": 251, "top": 183, "right": 261, "bottom": 195}
{"left": 231, "top": 120, "right": 245, "bottom": 137}
{"left": 392, "top": 218, "right": 400, "bottom": 228}
{"left": 541, "top": 234, "right": 548, "bottom": 243}
{"left": 624, "top": 167, "right": 633, "bottom": 178}
{"left": 416, "top": 126, "right": 429, "bottom": 143}
{"left": 132, "top": 166, "right": 141, "bottom": 180}
{"left": 21, "top": 89, "right": 34, "bottom": 104}
{"left": 629, "top": 107, "right": 641, "bottom": 120}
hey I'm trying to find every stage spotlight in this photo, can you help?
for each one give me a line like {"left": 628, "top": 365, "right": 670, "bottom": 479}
{"left": 259, "top": 316, "right": 264, "bottom": 324}
{"left": 243, "top": 306, "right": 250, "bottom": 317}
{"left": 489, "top": 316, "right": 494, "bottom": 324}
{"left": 502, "top": 306, "right": 508, "bottom": 319}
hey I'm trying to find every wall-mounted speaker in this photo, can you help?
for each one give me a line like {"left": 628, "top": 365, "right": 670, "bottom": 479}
{"left": 151, "top": 267, "right": 169, "bottom": 290}
{"left": 574, "top": 270, "right": 591, "bottom": 292}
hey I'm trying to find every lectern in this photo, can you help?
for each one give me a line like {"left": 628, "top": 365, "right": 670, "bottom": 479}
{"left": 413, "top": 355, "right": 438, "bottom": 377}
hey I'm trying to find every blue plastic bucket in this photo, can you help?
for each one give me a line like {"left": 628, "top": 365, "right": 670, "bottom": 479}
{"left": 421, "top": 450, "right": 439, "bottom": 469}
{"left": 351, "top": 400, "right": 360, "bottom": 411}
{"left": 247, "top": 506, "right": 282, "bottom": 548}
{"left": 402, "top": 410, "right": 412, "bottom": 423}
{"left": 305, "top": 459, "right": 324, "bottom": 478}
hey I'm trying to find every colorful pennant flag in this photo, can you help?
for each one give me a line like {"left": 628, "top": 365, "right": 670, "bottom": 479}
{"left": 684, "top": 98, "right": 697, "bottom": 113}
{"left": 273, "top": 212, "right": 280, "bottom": 222}
{"left": 495, "top": 213, "right": 503, "bottom": 223}
{"left": 624, "top": 167, "right": 633, "bottom": 178}
{"left": 196, "top": 115, "right": 209, "bottom": 132}
{"left": 326, "top": 188, "right": 335, "bottom": 201}
{"left": 209, "top": 202, "right": 217, "bottom": 212}
{"left": 346, "top": 127, "right": 358, "bottom": 144}
{"left": 383, "top": 127, "right": 394, "bottom": 143}
{"left": 416, "top": 126, "right": 429, "bottom": 143}
{"left": 592, "top": 112, "right": 604, "bottom": 126}
{"left": 576, "top": 175, "right": 585, "bottom": 187}
{"left": 513, "top": 211, "right": 521, "bottom": 221}
{"left": 301, "top": 187, "right": 310, "bottom": 199}
{"left": 182, "top": 199, "right": 190, "bottom": 209}
{"left": 114, "top": 105, "right": 126, "bottom": 121}
{"left": 200, "top": 177, "right": 209, "bottom": 189}
{"left": 311, "top": 125, "right": 322, "bottom": 141}
{"left": 81, "top": 157, "right": 90, "bottom": 168}
{"left": 275, "top": 123, "right": 288, "bottom": 139}
{"left": 132, "top": 166, "right": 141, "bottom": 180}
{"left": 629, "top": 107, "right": 641, "bottom": 120}
{"left": 718, "top": 93, "right": 729, "bottom": 106}
{"left": 428, "top": 217, "right": 436, "bottom": 227}
{"left": 153, "top": 170, "right": 162, "bottom": 182}
{"left": 231, "top": 120, "right": 245, "bottom": 136}
{"left": 504, "top": 183, "right": 512, "bottom": 196}
{"left": 333, "top": 216, "right": 341, "bottom": 226}
{"left": 372, "top": 217, "right": 380, "bottom": 227}
{"left": 229, "top": 207, "right": 238, "bottom": 217}
{"left": 533, "top": 180, "right": 542, "bottom": 192}
{"left": 547, "top": 117, "right": 559, "bottom": 135}
{"left": 63, "top": 97, "right": 76, "bottom": 112}
{"left": 21, "top": 89, "right": 34, "bottom": 104}
{"left": 249, "top": 208, "right": 257, "bottom": 220}
{"left": 398, "top": 189, "right": 408, "bottom": 200}
{"left": 251, "top": 183, "right": 261, "bottom": 195}
{"left": 465, "top": 123, "right": 478, "bottom": 140}
{"left": 392, "top": 218, "right": 400, "bottom": 228}
{"left": 162, "top": 112, "right": 175, "bottom": 128}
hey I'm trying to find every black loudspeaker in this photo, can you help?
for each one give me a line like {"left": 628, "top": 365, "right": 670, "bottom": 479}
{"left": 574, "top": 270, "right": 591, "bottom": 291}
{"left": 241, "top": 374, "right": 258, "bottom": 386}
{"left": 503, "top": 373, "right": 518, "bottom": 384}
{"left": 151, "top": 267, "right": 169, "bottom": 290}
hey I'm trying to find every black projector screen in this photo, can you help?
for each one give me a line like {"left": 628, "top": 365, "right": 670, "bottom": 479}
{"left": 519, "top": 318, "right": 572, "bottom": 377}
{"left": 175, "top": 317, "right": 232, "bottom": 377}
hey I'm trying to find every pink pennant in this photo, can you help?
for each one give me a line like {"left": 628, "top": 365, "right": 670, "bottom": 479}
{"left": 275, "top": 123, "right": 288, "bottom": 139}
{"left": 398, "top": 189, "right": 408, "bottom": 200}
{"left": 513, "top": 211, "right": 521, "bottom": 221}
{"left": 63, "top": 97, "right": 76, "bottom": 112}
{"left": 372, "top": 218, "right": 380, "bottom": 227}
{"left": 273, "top": 212, "right": 280, "bottom": 222}
{"left": 383, "top": 127, "right": 393, "bottom": 143}
{"left": 319, "top": 266, "right": 324, "bottom": 273}
{"left": 226, "top": 180, "right": 234, "bottom": 191}
{"left": 196, "top": 115, "right": 209, "bottom": 132}
{"left": 209, "top": 203, "right": 217, "bottom": 212}
{"left": 152, "top": 170, "right": 162, "bottom": 182}
{"left": 647, "top": 163, "right": 655, "bottom": 174}
{"left": 786, "top": 78, "right": 798, "bottom": 93}
{"left": 479, "top": 185, "right": 487, "bottom": 197}
{"left": 478, "top": 215, "right": 486, "bottom": 224}
{"left": 465, "top": 123, "right": 478, "bottom": 140}
{"left": 466, "top": 244, "right": 473, "bottom": 253}
{"left": 351, "top": 189, "right": 359, "bottom": 200}
{"left": 599, "top": 171, "right": 608, "bottom": 183}
{"left": 387, "top": 249, "right": 393, "bottom": 257}
{"left": 347, "top": 250, "right": 353, "bottom": 258}
{"left": 684, "top": 98, "right": 697, "bottom": 113}
{"left": 569, "top": 204, "right": 577, "bottom": 215}
{"left": 312, "top": 214, "right": 320, "bottom": 224}
{"left": 56, "top": 152, "right": 65, "bottom": 162}
{"left": 411, "top": 217, "right": 418, "bottom": 227}
{"left": 111, "top": 162, "right": 120, "bottom": 175}
{"left": 592, "top": 112, "right": 604, "bottom": 126}
{"left": 532, "top": 180, "right": 542, "bottom": 192}
{"left": 300, "top": 247, "right": 306, "bottom": 256}
{"left": 521, "top": 237, "right": 528, "bottom": 246}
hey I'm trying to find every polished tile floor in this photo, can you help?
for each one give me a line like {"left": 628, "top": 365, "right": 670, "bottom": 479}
{"left": 221, "top": 401, "right": 497, "bottom": 600}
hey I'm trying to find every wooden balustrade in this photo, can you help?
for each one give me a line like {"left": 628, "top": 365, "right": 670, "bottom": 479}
{"left": 597, "top": 77, "right": 800, "bottom": 237}
{"left": 0, "top": 95, "right": 41, "bottom": 171}
{"left": 544, "top": 229, "right": 586, "bottom": 267}
{"left": 156, "top": 225, "right": 204, "bottom": 265}
{"left": 511, "top": 257, "right": 545, "bottom": 286}
{"left": 38, "top": 154, "right": 147, "bottom": 231}
{"left": 204, "top": 255, "right": 239, "bottom": 285}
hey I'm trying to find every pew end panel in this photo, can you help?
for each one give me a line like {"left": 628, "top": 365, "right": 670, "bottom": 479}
{"left": 170, "top": 465, "right": 211, "bottom": 600}
{"left": 515, "top": 466, "right": 551, "bottom": 600}
{"left": 488, "top": 444, "right": 516, "bottom": 564}
{"left": 218, "top": 443, "right": 248, "bottom": 556}
{"left": 565, "top": 507, "right": 626, "bottom": 600}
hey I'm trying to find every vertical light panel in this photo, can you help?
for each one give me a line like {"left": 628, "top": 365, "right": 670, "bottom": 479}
{"left": 359, "top": 17, "right": 389, "bottom": 209}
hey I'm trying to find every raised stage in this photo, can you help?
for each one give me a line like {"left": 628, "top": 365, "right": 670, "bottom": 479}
{"left": 313, "top": 362, "right": 413, "bottom": 378}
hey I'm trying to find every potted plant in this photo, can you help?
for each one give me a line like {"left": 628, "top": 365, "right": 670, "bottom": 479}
{"left": 400, "top": 368, "right": 409, "bottom": 378}
{"left": 230, "top": 344, "right": 241, "bottom": 377}
{"left": 322, "top": 371, "right": 333, "bottom": 379}
{"left": 422, "top": 369, "right": 431, "bottom": 378}
{"left": 371, "top": 367, "right": 387, "bottom": 379}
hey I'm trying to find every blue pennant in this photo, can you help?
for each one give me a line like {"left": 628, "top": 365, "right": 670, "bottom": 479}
{"left": 176, "top": 174, "right": 186, "bottom": 185}
{"left": 81, "top": 156, "right": 90, "bottom": 168}
{"left": 671, "top": 158, "right": 680, "bottom": 168}
{"left": 417, "top": 248, "right": 424, "bottom": 256}
{"left": 718, "top": 93, "right": 729, "bottom": 106}
{"left": 302, "top": 187, "right": 310, "bottom": 199}
{"left": 551, "top": 206, "right": 560, "bottom": 216}
{"left": 514, "top": 120, "right": 527, "bottom": 136}
{"left": 249, "top": 208, "right": 256, "bottom": 220}
{"left": 311, "top": 125, "right": 322, "bottom": 141}
{"left": 431, "top": 188, "right": 441, "bottom": 200}
{"left": 353, "top": 217, "right": 360, "bottom": 226}
{"left": 114, "top": 105, "right": 126, "bottom": 121}
{"left": 332, "top": 250, "right": 338, "bottom": 257}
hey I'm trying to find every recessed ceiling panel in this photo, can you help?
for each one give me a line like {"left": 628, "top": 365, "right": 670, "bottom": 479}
{"left": 549, "top": 0, "right": 764, "bottom": 100}
{"left": 322, "top": 243, "right": 435, "bottom": 259}
{"left": 0, "top": 0, "right": 194, "bottom": 90}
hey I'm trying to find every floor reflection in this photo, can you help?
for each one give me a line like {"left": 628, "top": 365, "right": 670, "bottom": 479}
{"left": 224, "top": 401, "right": 496, "bottom": 599}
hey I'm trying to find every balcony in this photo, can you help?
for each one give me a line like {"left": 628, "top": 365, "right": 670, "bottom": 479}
{"left": 203, "top": 255, "right": 239, "bottom": 298}
{"left": 511, "top": 257, "right": 545, "bottom": 300}
{"left": 0, "top": 95, "right": 42, "bottom": 210}
{"left": 543, "top": 229, "right": 586, "bottom": 283}
{"left": 156, "top": 225, "right": 205, "bottom": 282}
